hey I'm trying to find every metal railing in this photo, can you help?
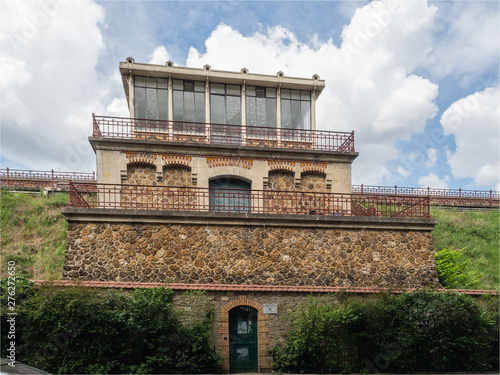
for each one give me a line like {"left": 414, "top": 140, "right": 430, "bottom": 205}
{"left": 92, "top": 114, "right": 355, "bottom": 152}
{"left": 68, "top": 182, "right": 430, "bottom": 219}
{"left": 352, "top": 184, "right": 500, "bottom": 207}
{"left": 1, "top": 168, "right": 95, "bottom": 190}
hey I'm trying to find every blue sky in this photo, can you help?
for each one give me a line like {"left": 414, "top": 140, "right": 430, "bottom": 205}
{"left": 1, "top": 0, "right": 499, "bottom": 191}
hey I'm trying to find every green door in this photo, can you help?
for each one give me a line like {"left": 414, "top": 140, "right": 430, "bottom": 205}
{"left": 229, "top": 306, "right": 258, "bottom": 373}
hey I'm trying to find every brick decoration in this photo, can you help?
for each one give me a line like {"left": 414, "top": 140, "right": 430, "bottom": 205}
{"left": 206, "top": 157, "right": 253, "bottom": 170}
{"left": 125, "top": 152, "right": 156, "bottom": 166}
{"left": 162, "top": 154, "right": 192, "bottom": 168}
{"left": 267, "top": 160, "right": 295, "bottom": 173}
{"left": 300, "top": 162, "right": 327, "bottom": 175}
{"left": 219, "top": 296, "right": 270, "bottom": 373}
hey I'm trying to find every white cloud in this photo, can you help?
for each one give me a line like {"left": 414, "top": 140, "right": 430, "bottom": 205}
{"left": 441, "top": 87, "right": 500, "bottom": 189}
{"left": 423, "top": 1, "right": 499, "bottom": 80}
{"left": 418, "top": 173, "right": 449, "bottom": 189}
{"left": 0, "top": 0, "right": 106, "bottom": 171}
{"left": 149, "top": 46, "right": 170, "bottom": 65}
{"left": 425, "top": 148, "right": 438, "bottom": 168}
{"left": 105, "top": 98, "right": 129, "bottom": 117}
{"left": 186, "top": 0, "right": 439, "bottom": 184}
{"left": 397, "top": 166, "right": 410, "bottom": 178}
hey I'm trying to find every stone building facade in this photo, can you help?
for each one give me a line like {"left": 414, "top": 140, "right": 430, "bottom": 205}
{"left": 63, "top": 59, "right": 438, "bottom": 373}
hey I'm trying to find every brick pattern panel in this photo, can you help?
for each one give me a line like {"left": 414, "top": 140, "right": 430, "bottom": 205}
{"left": 123, "top": 165, "right": 195, "bottom": 209}
{"left": 266, "top": 171, "right": 333, "bottom": 214}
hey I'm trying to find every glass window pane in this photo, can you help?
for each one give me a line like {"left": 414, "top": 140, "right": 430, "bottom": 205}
{"left": 226, "top": 96, "right": 241, "bottom": 125}
{"left": 184, "top": 81, "right": 194, "bottom": 92}
{"left": 255, "top": 87, "right": 266, "bottom": 97}
{"left": 301, "top": 101, "right": 311, "bottom": 129}
{"left": 211, "top": 94, "right": 225, "bottom": 124}
{"left": 246, "top": 86, "right": 256, "bottom": 97}
{"left": 146, "top": 77, "right": 156, "bottom": 88}
{"left": 194, "top": 81, "right": 205, "bottom": 92}
{"left": 256, "top": 97, "right": 266, "bottom": 127}
{"left": 281, "top": 99, "right": 291, "bottom": 128}
{"left": 291, "top": 90, "right": 301, "bottom": 100}
{"left": 281, "top": 89, "right": 290, "bottom": 99}
{"left": 157, "top": 78, "right": 167, "bottom": 89}
{"left": 226, "top": 85, "right": 241, "bottom": 96}
{"left": 246, "top": 97, "right": 256, "bottom": 126}
{"left": 291, "top": 100, "right": 301, "bottom": 129}
{"left": 173, "top": 79, "right": 183, "bottom": 90}
{"left": 267, "top": 88, "right": 276, "bottom": 98}
{"left": 134, "top": 86, "right": 146, "bottom": 119}
{"left": 146, "top": 88, "right": 158, "bottom": 119}
{"left": 301, "top": 90, "right": 310, "bottom": 100}
{"left": 266, "top": 98, "right": 277, "bottom": 127}
{"left": 135, "top": 76, "right": 145, "bottom": 87}
{"left": 158, "top": 89, "right": 168, "bottom": 121}
{"left": 194, "top": 92, "right": 205, "bottom": 123}
{"left": 184, "top": 91, "right": 195, "bottom": 122}
{"left": 211, "top": 83, "right": 225, "bottom": 94}
{"left": 173, "top": 90, "right": 184, "bottom": 121}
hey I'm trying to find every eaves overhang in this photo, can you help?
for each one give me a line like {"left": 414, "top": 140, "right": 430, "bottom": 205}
{"left": 89, "top": 137, "right": 359, "bottom": 164}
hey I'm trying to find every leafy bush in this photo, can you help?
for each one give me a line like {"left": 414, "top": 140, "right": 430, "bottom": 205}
{"left": 1, "top": 283, "right": 222, "bottom": 374}
{"left": 272, "top": 291, "right": 499, "bottom": 373}
{"left": 435, "top": 246, "right": 483, "bottom": 288}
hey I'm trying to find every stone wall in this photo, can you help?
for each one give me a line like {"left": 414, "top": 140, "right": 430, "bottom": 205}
{"left": 63, "top": 220, "right": 439, "bottom": 288}
{"left": 173, "top": 290, "right": 358, "bottom": 373}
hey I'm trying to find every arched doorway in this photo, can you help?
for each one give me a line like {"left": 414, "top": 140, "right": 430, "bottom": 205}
{"left": 209, "top": 177, "right": 251, "bottom": 213}
{"left": 229, "top": 306, "right": 258, "bottom": 373}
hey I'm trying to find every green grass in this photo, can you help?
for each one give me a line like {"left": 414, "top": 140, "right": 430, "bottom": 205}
{"left": 431, "top": 208, "right": 499, "bottom": 290}
{"left": 1, "top": 190, "right": 498, "bottom": 290}
{"left": 0, "top": 189, "right": 68, "bottom": 280}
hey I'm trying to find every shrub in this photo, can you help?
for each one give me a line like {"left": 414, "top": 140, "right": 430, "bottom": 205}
{"left": 435, "top": 246, "right": 483, "bottom": 288}
{"left": 272, "top": 291, "right": 499, "bottom": 373}
{"left": 1, "top": 283, "right": 222, "bottom": 374}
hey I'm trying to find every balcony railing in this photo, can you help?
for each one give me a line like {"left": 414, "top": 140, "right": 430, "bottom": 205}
{"left": 1, "top": 168, "right": 95, "bottom": 190}
{"left": 68, "top": 182, "right": 430, "bottom": 219}
{"left": 352, "top": 184, "right": 500, "bottom": 207}
{"left": 92, "top": 114, "right": 355, "bottom": 152}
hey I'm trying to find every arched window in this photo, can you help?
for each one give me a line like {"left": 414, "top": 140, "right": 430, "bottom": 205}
{"left": 209, "top": 177, "right": 250, "bottom": 213}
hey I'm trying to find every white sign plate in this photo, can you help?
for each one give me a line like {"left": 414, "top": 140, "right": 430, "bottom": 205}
{"left": 263, "top": 304, "right": 278, "bottom": 314}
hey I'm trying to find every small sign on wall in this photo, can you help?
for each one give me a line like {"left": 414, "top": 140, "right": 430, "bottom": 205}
{"left": 263, "top": 304, "right": 278, "bottom": 314}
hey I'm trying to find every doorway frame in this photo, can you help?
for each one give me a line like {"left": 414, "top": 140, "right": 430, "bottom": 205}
{"left": 219, "top": 296, "right": 269, "bottom": 373}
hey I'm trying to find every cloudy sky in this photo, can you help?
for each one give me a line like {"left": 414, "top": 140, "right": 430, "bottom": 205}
{"left": 1, "top": 0, "right": 499, "bottom": 190}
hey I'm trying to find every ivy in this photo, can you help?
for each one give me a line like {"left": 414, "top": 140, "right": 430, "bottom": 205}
{"left": 1, "top": 283, "right": 222, "bottom": 374}
{"left": 272, "top": 291, "right": 499, "bottom": 373}
{"left": 435, "top": 247, "right": 483, "bottom": 289}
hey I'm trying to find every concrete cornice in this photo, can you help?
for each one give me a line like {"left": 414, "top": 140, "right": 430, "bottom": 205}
{"left": 119, "top": 61, "right": 325, "bottom": 94}
{"left": 89, "top": 137, "right": 359, "bottom": 164}
{"left": 62, "top": 207, "right": 437, "bottom": 231}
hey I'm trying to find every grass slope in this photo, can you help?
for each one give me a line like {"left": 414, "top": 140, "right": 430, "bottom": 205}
{"left": 0, "top": 190, "right": 68, "bottom": 280}
{"left": 431, "top": 208, "right": 499, "bottom": 290}
{"left": 1, "top": 190, "right": 498, "bottom": 290}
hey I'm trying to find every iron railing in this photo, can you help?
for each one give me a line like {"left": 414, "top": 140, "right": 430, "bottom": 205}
{"left": 68, "top": 182, "right": 430, "bottom": 219}
{"left": 0, "top": 168, "right": 95, "bottom": 190}
{"left": 352, "top": 184, "right": 500, "bottom": 207}
{"left": 92, "top": 114, "right": 355, "bottom": 152}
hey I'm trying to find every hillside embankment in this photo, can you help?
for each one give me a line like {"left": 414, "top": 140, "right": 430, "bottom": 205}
{"left": 1, "top": 190, "right": 498, "bottom": 289}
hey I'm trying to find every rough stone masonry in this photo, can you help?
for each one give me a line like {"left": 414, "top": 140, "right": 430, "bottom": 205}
{"left": 63, "top": 216, "right": 439, "bottom": 288}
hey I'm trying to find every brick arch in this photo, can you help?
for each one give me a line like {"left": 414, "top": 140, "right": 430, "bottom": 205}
{"left": 300, "top": 162, "right": 327, "bottom": 175}
{"left": 219, "top": 295, "right": 270, "bottom": 373}
{"left": 125, "top": 152, "right": 157, "bottom": 166}
{"left": 126, "top": 161, "right": 155, "bottom": 168}
{"left": 268, "top": 160, "right": 295, "bottom": 173}
{"left": 162, "top": 154, "right": 192, "bottom": 168}
{"left": 207, "top": 166, "right": 254, "bottom": 186}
